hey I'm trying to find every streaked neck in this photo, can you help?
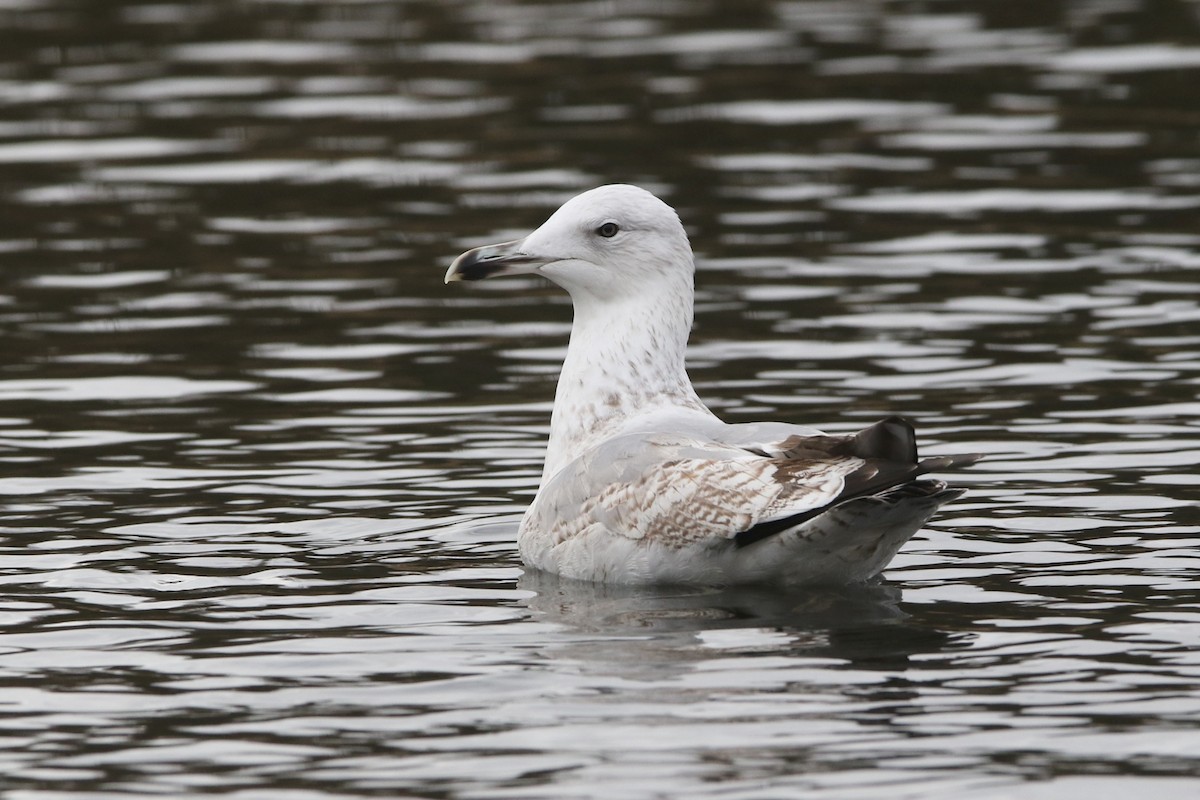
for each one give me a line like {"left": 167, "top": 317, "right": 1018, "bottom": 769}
{"left": 542, "top": 277, "right": 708, "bottom": 481}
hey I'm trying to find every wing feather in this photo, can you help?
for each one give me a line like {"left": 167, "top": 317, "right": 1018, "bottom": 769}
{"left": 571, "top": 451, "right": 862, "bottom": 549}
{"left": 526, "top": 417, "right": 981, "bottom": 555}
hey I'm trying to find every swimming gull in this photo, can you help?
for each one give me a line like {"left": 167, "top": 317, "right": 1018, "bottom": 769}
{"left": 446, "top": 184, "right": 979, "bottom": 585}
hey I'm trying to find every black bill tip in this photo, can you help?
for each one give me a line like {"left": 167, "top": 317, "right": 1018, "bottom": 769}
{"left": 445, "top": 240, "right": 539, "bottom": 284}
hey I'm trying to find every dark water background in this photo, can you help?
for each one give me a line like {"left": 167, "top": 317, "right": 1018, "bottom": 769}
{"left": 2, "top": 1, "right": 1199, "bottom": 798}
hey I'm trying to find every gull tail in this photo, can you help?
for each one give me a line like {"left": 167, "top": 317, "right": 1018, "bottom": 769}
{"left": 734, "top": 416, "right": 981, "bottom": 550}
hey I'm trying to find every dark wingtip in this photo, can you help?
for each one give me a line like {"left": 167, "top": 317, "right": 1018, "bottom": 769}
{"left": 852, "top": 416, "right": 917, "bottom": 463}
{"left": 855, "top": 416, "right": 983, "bottom": 473}
{"left": 734, "top": 424, "right": 982, "bottom": 550}
{"left": 918, "top": 453, "right": 984, "bottom": 473}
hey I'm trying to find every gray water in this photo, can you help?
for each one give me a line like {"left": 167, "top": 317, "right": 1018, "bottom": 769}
{"left": 1, "top": 1, "right": 1199, "bottom": 798}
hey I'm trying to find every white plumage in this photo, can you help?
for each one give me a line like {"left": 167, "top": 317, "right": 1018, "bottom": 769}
{"left": 447, "top": 184, "right": 977, "bottom": 586}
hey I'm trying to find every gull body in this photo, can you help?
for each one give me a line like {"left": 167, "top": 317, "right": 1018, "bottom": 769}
{"left": 446, "top": 184, "right": 977, "bottom": 586}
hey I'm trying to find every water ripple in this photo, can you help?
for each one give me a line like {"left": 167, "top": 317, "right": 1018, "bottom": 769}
{"left": 2, "top": 1, "right": 1199, "bottom": 798}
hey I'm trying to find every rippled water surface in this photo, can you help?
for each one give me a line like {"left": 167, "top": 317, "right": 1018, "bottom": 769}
{"left": 2, "top": 1, "right": 1199, "bottom": 797}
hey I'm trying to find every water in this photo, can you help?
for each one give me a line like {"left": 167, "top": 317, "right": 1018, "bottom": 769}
{"left": 1, "top": 0, "right": 1199, "bottom": 797}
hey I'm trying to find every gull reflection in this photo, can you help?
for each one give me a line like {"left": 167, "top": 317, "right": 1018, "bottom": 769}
{"left": 518, "top": 570, "right": 962, "bottom": 678}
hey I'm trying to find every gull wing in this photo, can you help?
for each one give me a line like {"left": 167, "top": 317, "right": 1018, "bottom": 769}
{"left": 526, "top": 417, "right": 979, "bottom": 551}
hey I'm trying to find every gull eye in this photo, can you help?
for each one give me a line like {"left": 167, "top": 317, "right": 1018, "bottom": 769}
{"left": 595, "top": 222, "right": 620, "bottom": 238}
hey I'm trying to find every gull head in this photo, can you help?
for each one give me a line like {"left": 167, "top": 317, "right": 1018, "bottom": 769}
{"left": 445, "top": 184, "right": 693, "bottom": 301}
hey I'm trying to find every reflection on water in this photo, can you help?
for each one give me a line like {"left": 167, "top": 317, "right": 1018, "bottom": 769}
{"left": 519, "top": 572, "right": 951, "bottom": 676}
{"left": 2, "top": 0, "right": 1199, "bottom": 797}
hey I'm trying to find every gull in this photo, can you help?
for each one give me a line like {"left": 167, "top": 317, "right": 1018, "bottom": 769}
{"left": 446, "top": 184, "right": 978, "bottom": 586}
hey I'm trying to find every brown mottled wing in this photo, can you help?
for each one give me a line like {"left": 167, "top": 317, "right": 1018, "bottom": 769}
{"left": 733, "top": 416, "right": 981, "bottom": 547}
{"left": 584, "top": 452, "right": 860, "bottom": 548}
{"left": 534, "top": 417, "right": 979, "bottom": 551}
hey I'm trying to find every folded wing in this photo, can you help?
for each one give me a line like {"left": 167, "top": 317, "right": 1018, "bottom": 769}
{"left": 529, "top": 416, "right": 979, "bottom": 553}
